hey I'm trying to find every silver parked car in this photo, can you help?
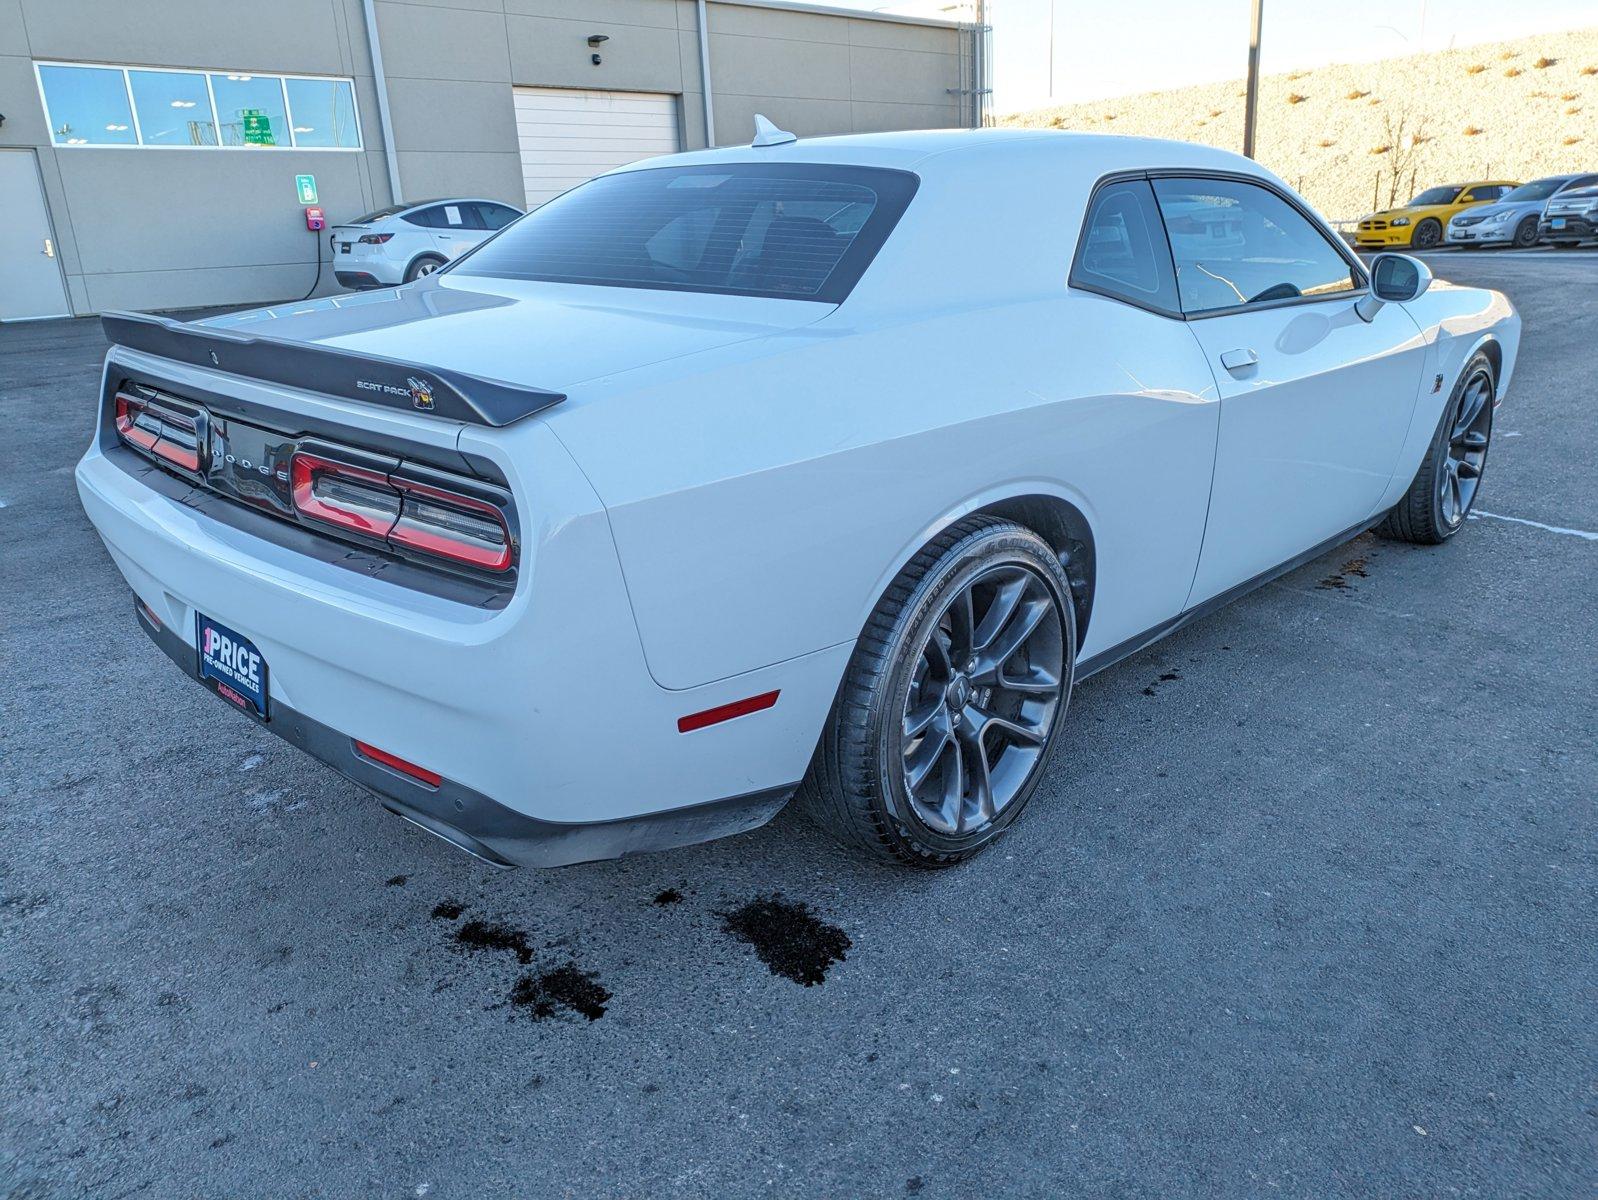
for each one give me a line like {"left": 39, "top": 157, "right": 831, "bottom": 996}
{"left": 1445, "top": 174, "right": 1598, "bottom": 248}
{"left": 1541, "top": 183, "right": 1598, "bottom": 246}
{"left": 330, "top": 198, "right": 522, "bottom": 289}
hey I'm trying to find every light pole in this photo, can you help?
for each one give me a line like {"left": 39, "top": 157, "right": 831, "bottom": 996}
{"left": 1241, "top": 0, "right": 1264, "bottom": 159}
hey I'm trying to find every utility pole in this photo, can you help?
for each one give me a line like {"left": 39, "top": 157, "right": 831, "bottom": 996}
{"left": 1242, "top": 0, "right": 1264, "bottom": 159}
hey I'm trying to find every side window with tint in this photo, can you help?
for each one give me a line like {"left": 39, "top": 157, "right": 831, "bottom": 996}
{"left": 1152, "top": 177, "right": 1358, "bottom": 316}
{"left": 403, "top": 206, "right": 442, "bottom": 228}
{"left": 1070, "top": 179, "right": 1178, "bottom": 314}
{"left": 475, "top": 203, "right": 520, "bottom": 230}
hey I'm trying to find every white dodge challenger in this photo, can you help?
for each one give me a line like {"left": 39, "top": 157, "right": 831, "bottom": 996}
{"left": 77, "top": 127, "right": 1520, "bottom": 869}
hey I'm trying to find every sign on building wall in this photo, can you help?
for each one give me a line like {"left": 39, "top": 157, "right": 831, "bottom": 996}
{"left": 295, "top": 174, "right": 319, "bottom": 204}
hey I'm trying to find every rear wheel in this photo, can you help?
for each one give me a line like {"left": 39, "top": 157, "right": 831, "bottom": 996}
{"left": 1512, "top": 216, "right": 1540, "bottom": 248}
{"left": 1411, "top": 218, "right": 1443, "bottom": 249}
{"left": 1377, "top": 352, "right": 1495, "bottom": 544}
{"left": 801, "top": 517, "right": 1075, "bottom": 867}
{"left": 405, "top": 255, "right": 446, "bottom": 282}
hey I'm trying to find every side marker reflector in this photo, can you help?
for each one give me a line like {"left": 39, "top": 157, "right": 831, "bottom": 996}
{"left": 677, "top": 690, "right": 780, "bottom": 734}
{"left": 354, "top": 740, "right": 442, "bottom": 788}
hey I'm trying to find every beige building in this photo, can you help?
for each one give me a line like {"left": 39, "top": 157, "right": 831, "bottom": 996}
{"left": 0, "top": 0, "right": 982, "bottom": 317}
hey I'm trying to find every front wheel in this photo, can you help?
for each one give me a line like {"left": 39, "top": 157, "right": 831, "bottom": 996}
{"left": 1513, "top": 216, "right": 1540, "bottom": 248}
{"left": 1377, "top": 352, "right": 1495, "bottom": 544}
{"left": 1410, "top": 218, "right": 1443, "bottom": 249}
{"left": 800, "top": 517, "right": 1075, "bottom": 867}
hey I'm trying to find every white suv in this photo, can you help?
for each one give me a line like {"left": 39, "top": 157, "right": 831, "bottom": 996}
{"left": 331, "top": 199, "right": 521, "bottom": 289}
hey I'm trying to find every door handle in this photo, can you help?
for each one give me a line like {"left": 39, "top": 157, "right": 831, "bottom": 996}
{"left": 1220, "top": 347, "right": 1258, "bottom": 372}
{"left": 42, "top": 237, "right": 55, "bottom": 258}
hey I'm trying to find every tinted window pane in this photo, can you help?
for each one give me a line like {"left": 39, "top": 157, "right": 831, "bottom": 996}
{"left": 476, "top": 203, "right": 520, "bottom": 230}
{"left": 1072, "top": 179, "right": 1177, "bottom": 313}
{"left": 210, "top": 73, "right": 288, "bottom": 147}
{"left": 285, "top": 77, "right": 359, "bottom": 148}
{"left": 455, "top": 164, "right": 916, "bottom": 301}
{"left": 128, "top": 70, "right": 216, "bottom": 146}
{"left": 1410, "top": 186, "right": 1463, "bottom": 206}
{"left": 1153, "top": 178, "right": 1357, "bottom": 315}
{"left": 38, "top": 64, "right": 136, "bottom": 146}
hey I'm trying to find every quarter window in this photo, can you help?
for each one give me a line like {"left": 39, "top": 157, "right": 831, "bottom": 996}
{"left": 1070, "top": 179, "right": 1178, "bottom": 314}
{"left": 35, "top": 61, "right": 360, "bottom": 150}
{"left": 1152, "top": 177, "right": 1359, "bottom": 316}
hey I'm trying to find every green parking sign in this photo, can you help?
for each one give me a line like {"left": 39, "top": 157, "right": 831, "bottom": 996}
{"left": 295, "top": 174, "right": 318, "bottom": 204}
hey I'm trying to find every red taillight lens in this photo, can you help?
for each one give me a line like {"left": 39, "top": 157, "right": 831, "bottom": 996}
{"left": 354, "top": 740, "right": 442, "bottom": 788}
{"left": 389, "top": 478, "right": 513, "bottom": 573}
{"left": 290, "top": 452, "right": 402, "bottom": 537}
{"left": 287, "top": 451, "right": 513, "bottom": 573}
{"left": 357, "top": 232, "right": 394, "bottom": 244}
{"left": 114, "top": 391, "right": 200, "bottom": 473}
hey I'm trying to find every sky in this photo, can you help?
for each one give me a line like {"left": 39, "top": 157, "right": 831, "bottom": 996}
{"left": 853, "top": 0, "right": 1597, "bottom": 112}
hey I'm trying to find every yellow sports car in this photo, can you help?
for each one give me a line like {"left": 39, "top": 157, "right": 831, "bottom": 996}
{"left": 1355, "top": 181, "right": 1521, "bottom": 249}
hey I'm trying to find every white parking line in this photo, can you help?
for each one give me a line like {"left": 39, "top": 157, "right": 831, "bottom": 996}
{"left": 1469, "top": 510, "right": 1598, "bottom": 541}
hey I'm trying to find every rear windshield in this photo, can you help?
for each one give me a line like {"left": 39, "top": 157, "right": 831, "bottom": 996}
{"left": 451, "top": 163, "right": 919, "bottom": 303}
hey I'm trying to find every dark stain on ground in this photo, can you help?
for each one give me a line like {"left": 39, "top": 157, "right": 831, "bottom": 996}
{"left": 720, "top": 894, "right": 851, "bottom": 986}
{"left": 1142, "top": 668, "right": 1183, "bottom": 697}
{"left": 1317, "top": 555, "right": 1371, "bottom": 590}
{"left": 430, "top": 900, "right": 465, "bottom": 921}
{"left": 506, "top": 964, "right": 611, "bottom": 1022}
{"left": 652, "top": 888, "right": 684, "bottom": 906}
{"left": 385, "top": 874, "right": 409, "bottom": 887}
{"left": 452, "top": 919, "right": 535, "bottom": 964}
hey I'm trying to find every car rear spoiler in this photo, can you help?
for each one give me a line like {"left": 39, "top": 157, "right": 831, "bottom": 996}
{"left": 100, "top": 310, "right": 565, "bottom": 428}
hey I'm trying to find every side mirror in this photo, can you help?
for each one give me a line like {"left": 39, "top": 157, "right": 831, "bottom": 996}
{"left": 1356, "top": 253, "right": 1432, "bottom": 321}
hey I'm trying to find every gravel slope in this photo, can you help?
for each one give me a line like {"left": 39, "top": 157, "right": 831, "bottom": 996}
{"left": 1002, "top": 26, "right": 1598, "bottom": 223}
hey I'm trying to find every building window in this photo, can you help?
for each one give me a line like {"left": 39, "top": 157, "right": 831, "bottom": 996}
{"left": 37, "top": 64, "right": 136, "bottom": 146}
{"left": 128, "top": 69, "right": 217, "bottom": 146}
{"left": 284, "top": 77, "right": 360, "bottom": 149}
{"left": 35, "top": 61, "right": 360, "bottom": 151}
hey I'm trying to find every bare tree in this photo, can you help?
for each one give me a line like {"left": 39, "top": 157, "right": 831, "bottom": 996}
{"left": 1382, "top": 105, "right": 1431, "bottom": 206}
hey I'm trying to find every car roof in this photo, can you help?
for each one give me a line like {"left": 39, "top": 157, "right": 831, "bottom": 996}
{"left": 612, "top": 127, "right": 1263, "bottom": 182}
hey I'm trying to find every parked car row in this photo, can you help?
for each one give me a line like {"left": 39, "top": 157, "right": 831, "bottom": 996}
{"left": 1355, "top": 175, "right": 1598, "bottom": 251}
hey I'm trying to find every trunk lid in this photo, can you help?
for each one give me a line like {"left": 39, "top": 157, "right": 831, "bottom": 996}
{"left": 196, "top": 277, "right": 833, "bottom": 395}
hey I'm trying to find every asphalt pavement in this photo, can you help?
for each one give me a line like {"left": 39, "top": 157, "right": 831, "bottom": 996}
{"left": 2, "top": 250, "right": 1594, "bottom": 1199}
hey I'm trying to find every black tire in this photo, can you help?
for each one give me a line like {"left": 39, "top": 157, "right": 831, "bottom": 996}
{"left": 1377, "top": 352, "right": 1496, "bottom": 545}
{"left": 1410, "top": 218, "right": 1443, "bottom": 249}
{"left": 1512, "top": 216, "right": 1540, "bottom": 248}
{"left": 404, "top": 255, "right": 446, "bottom": 282}
{"left": 800, "top": 516, "right": 1076, "bottom": 867}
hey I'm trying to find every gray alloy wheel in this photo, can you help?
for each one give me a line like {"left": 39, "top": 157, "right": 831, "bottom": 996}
{"left": 406, "top": 255, "right": 445, "bottom": 282}
{"left": 897, "top": 563, "right": 1066, "bottom": 840}
{"left": 1513, "top": 215, "right": 1540, "bottom": 248}
{"left": 1411, "top": 218, "right": 1443, "bottom": 249}
{"left": 801, "top": 516, "right": 1076, "bottom": 867}
{"left": 1439, "top": 366, "right": 1494, "bottom": 530}
{"left": 1377, "top": 352, "right": 1495, "bottom": 545}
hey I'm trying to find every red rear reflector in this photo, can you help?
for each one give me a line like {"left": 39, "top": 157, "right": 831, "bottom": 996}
{"left": 354, "top": 740, "right": 442, "bottom": 788}
{"left": 135, "top": 598, "right": 162, "bottom": 630}
{"left": 677, "top": 690, "right": 780, "bottom": 734}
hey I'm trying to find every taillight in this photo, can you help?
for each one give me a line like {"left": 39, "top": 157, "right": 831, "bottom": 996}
{"left": 114, "top": 391, "right": 200, "bottom": 473}
{"left": 290, "top": 452, "right": 401, "bottom": 536}
{"left": 287, "top": 450, "right": 513, "bottom": 573}
{"left": 357, "top": 232, "right": 394, "bottom": 244}
{"left": 389, "top": 478, "right": 513, "bottom": 572}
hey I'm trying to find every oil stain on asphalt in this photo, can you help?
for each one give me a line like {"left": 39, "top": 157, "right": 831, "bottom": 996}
{"left": 719, "top": 894, "right": 851, "bottom": 986}
{"left": 1317, "top": 555, "right": 1371, "bottom": 590}
{"left": 431, "top": 902, "right": 610, "bottom": 1022}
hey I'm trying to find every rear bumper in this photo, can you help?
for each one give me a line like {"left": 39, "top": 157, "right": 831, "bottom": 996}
{"left": 334, "top": 270, "right": 384, "bottom": 289}
{"left": 133, "top": 600, "right": 792, "bottom": 867}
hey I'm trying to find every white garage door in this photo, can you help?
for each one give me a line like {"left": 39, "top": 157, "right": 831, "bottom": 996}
{"left": 513, "top": 87, "right": 680, "bottom": 209}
